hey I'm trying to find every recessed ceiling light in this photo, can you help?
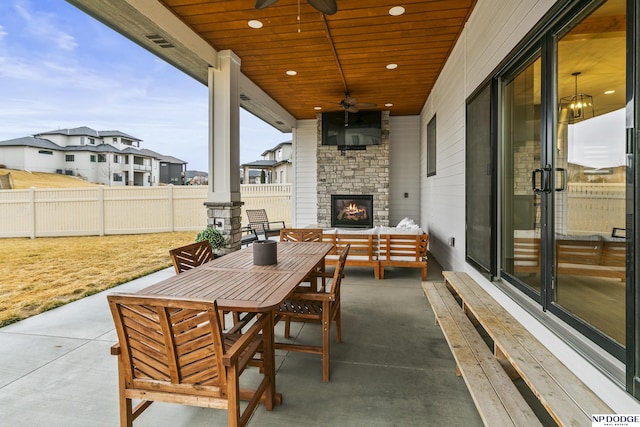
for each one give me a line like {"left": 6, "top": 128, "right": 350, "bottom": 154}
{"left": 314, "top": 106, "right": 322, "bottom": 110}
{"left": 389, "top": 6, "right": 405, "bottom": 16}
{"left": 386, "top": 63, "right": 398, "bottom": 70}
{"left": 604, "top": 90, "right": 615, "bottom": 95}
{"left": 248, "top": 20, "right": 263, "bottom": 29}
{"left": 385, "top": 103, "right": 393, "bottom": 107}
{"left": 286, "top": 70, "right": 297, "bottom": 76}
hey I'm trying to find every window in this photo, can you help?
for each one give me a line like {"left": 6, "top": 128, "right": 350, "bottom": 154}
{"left": 124, "top": 156, "right": 129, "bottom": 164}
{"left": 90, "top": 155, "right": 96, "bottom": 162}
{"left": 65, "top": 155, "right": 75, "bottom": 162}
{"left": 97, "top": 154, "right": 106, "bottom": 163}
{"left": 426, "top": 115, "right": 437, "bottom": 177}
{"left": 38, "top": 150, "right": 53, "bottom": 155}
{"left": 466, "top": 82, "right": 493, "bottom": 274}
{"left": 113, "top": 154, "right": 120, "bottom": 163}
{"left": 113, "top": 173, "right": 123, "bottom": 182}
{"left": 113, "top": 137, "right": 118, "bottom": 143}
{"left": 88, "top": 138, "right": 95, "bottom": 145}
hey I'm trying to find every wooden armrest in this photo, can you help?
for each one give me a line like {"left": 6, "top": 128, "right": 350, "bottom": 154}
{"left": 287, "top": 291, "right": 331, "bottom": 302}
{"left": 223, "top": 313, "right": 269, "bottom": 368}
{"left": 225, "top": 312, "right": 257, "bottom": 334}
{"left": 110, "top": 343, "right": 121, "bottom": 356}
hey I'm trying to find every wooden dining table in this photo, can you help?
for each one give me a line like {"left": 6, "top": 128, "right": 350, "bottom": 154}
{"left": 136, "top": 240, "right": 334, "bottom": 404}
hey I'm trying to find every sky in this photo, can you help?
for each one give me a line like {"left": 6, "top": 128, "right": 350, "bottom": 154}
{"left": 0, "top": 0, "right": 290, "bottom": 171}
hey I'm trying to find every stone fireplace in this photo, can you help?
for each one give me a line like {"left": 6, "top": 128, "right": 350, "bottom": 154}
{"left": 316, "top": 111, "right": 390, "bottom": 228}
{"left": 331, "top": 194, "right": 374, "bottom": 228}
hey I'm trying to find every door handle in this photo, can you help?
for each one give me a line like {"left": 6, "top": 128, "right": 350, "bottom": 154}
{"left": 532, "top": 165, "right": 552, "bottom": 193}
{"left": 555, "top": 168, "right": 567, "bottom": 191}
{"left": 532, "top": 169, "right": 544, "bottom": 193}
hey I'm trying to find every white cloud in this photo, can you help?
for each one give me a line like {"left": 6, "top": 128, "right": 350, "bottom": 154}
{"left": 14, "top": 2, "right": 77, "bottom": 51}
{"left": 0, "top": 25, "right": 7, "bottom": 40}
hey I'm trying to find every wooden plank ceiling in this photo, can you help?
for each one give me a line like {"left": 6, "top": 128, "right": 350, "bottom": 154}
{"left": 160, "top": 0, "right": 476, "bottom": 120}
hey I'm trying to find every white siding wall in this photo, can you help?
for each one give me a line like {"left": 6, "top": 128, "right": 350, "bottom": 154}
{"left": 421, "top": 0, "right": 640, "bottom": 412}
{"left": 421, "top": 34, "right": 467, "bottom": 272}
{"left": 24, "top": 147, "right": 64, "bottom": 173}
{"left": 389, "top": 116, "right": 421, "bottom": 226}
{"left": 0, "top": 147, "right": 26, "bottom": 169}
{"left": 292, "top": 120, "right": 318, "bottom": 226}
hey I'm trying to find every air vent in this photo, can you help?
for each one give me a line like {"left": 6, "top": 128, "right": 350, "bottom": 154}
{"left": 145, "top": 34, "right": 174, "bottom": 49}
{"left": 239, "top": 94, "right": 251, "bottom": 101}
{"left": 275, "top": 121, "right": 285, "bottom": 125}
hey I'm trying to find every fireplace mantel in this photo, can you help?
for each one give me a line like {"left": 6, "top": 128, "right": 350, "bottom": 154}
{"left": 316, "top": 112, "right": 390, "bottom": 228}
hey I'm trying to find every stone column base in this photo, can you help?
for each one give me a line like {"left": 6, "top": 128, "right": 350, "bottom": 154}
{"left": 204, "top": 201, "right": 243, "bottom": 254}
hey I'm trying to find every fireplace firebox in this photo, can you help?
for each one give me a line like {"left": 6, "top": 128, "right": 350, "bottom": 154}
{"left": 331, "top": 195, "right": 374, "bottom": 228}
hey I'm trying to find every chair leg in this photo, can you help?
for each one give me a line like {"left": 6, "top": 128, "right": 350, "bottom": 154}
{"left": 335, "top": 302, "right": 341, "bottom": 344}
{"left": 322, "top": 301, "right": 331, "bottom": 382}
{"left": 118, "top": 356, "right": 134, "bottom": 427}
{"left": 284, "top": 316, "right": 291, "bottom": 338}
{"left": 227, "top": 365, "right": 241, "bottom": 427}
{"left": 219, "top": 309, "right": 227, "bottom": 330}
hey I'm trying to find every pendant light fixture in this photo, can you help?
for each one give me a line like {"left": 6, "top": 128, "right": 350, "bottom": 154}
{"left": 559, "top": 72, "right": 594, "bottom": 124}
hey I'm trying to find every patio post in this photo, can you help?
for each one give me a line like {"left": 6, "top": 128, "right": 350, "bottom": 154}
{"left": 205, "top": 50, "right": 243, "bottom": 253}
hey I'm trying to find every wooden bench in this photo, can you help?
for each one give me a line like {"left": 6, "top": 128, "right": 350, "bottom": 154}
{"left": 422, "top": 281, "right": 542, "bottom": 426}
{"left": 378, "top": 233, "right": 428, "bottom": 280}
{"left": 430, "top": 271, "right": 613, "bottom": 426}
{"left": 514, "top": 237, "right": 625, "bottom": 280}
{"left": 323, "top": 233, "right": 380, "bottom": 278}
{"left": 322, "top": 232, "right": 429, "bottom": 279}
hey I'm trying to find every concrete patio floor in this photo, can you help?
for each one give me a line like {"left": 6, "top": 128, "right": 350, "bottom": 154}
{"left": 0, "top": 258, "right": 486, "bottom": 426}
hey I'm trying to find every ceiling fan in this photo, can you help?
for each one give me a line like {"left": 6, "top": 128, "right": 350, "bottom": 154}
{"left": 336, "top": 92, "right": 376, "bottom": 113}
{"left": 323, "top": 92, "right": 377, "bottom": 126}
{"left": 255, "top": 0, "right": 337, "bottom": 15}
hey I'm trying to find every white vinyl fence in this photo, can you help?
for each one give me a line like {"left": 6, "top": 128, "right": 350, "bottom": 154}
{"left": 0, "top": 184, "right": 291, "bottom": 238}
{"left": 566, "top": 183, "right": 625, "bottom": 235}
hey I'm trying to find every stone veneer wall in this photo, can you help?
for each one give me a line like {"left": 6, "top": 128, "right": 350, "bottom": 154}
{"left": 316, "top": 111, "right": 391, "bottom": 228}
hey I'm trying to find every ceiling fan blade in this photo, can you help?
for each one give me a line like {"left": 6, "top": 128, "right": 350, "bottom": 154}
{"left": 255, "top": 0, "right": 279, "bottom": 10}
{"left": 355, "top": 102, "right": 377, "bottom": 109}
{"left": 347, "top": 105, "right": 359, "bottom": 113}
{"left": 307, "top": 0, "right": 337, "bottom": 15}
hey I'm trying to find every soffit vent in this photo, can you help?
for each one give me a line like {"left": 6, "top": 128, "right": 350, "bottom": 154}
{"left": 145, "top": 34, "right": 174, "bottom": 49}
{"left": 240, "top": 94, "right": 251, "bottom": 101}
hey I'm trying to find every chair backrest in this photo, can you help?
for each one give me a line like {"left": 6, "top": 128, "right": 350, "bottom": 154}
{"left": 246, "top": 209, "right": 270, "bottom": 230}
{"left": 169, "top": 241, "right": 215, "bottom": 274}
{"left": 280, "top": 228, "right": 323, "bottom": 242}
{"left": 328, "top": 244, "right": 350, "bottom": 296}
{"left": 107, "top": 293, "right": 227, "bottom": 396}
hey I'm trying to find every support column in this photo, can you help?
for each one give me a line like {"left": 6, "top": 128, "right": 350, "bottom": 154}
{"left": 205, "top": 51, "right": 243, "bottom": 253}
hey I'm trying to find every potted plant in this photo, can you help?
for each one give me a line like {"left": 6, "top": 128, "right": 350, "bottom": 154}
{"left": 196, "top": 226, "right": 226, "bottom": 255}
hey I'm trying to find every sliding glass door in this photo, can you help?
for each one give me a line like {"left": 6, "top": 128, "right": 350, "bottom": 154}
{"left": 500, "top": 0, "right": 627, "bottom": 357}
{"left": 553, "top": 0, "right": 627, "bottom": 349}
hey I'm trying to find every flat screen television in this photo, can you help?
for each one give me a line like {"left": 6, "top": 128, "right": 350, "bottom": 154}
{"left": 322, "top": 111, "right": 382, "bottom": 149}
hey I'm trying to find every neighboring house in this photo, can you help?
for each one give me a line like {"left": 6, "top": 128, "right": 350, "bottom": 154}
{"left": 139, "top": 149, "right": 187, "bottom": 185}
{"left": 241, "top": 141, "right": 291, "bottom": 184}
{"left": 0, "top": 127, "right": 186, "bottom": 186}
{"left": 184, "top": 169, "right": 208, "bottom": 185}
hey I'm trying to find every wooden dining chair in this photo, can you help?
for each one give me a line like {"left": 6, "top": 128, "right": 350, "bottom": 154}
{"left": 275, "top": 244, "right": 350, "bottom": 382}
{"left": 107, "top": 293, "right": 273, "bottom": 427}
{"left": 279, "top": 228, "right": 323, "bottom": 243}
{"left": 169, "top": 240, "right": 215, "bottom": 274}
{"left": 280, "top": 228, "right": 325, "bottom": 291}
{"left": 246, "top": 209, "right": 285, "bottom": 239}
{"left": 169, "top": 241, "right": 248, "bottom": 330}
